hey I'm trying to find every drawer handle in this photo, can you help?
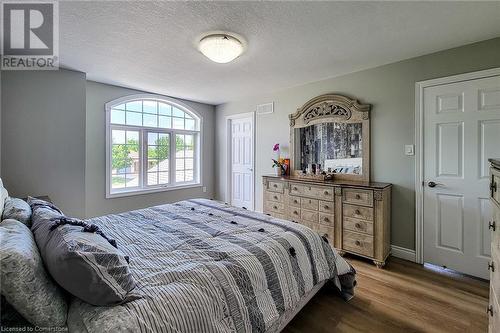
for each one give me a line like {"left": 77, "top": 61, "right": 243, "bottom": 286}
{"left": 293, "top": 187, "right": 298, "bottom": 191}
{"left": 491, "top": 181, "right": 497, "bottom": 195}
{"left": 488, "top": 262, "right": 495, "bottom": 272}
{"left": 273, "top": 184, "right": 278, "bottom": 188}
{"left": 273, "top": 205, "right": 278, "bottom": 210}
{"left": 355, "top": 223, "right": 361, "bottom": 229}
{"left": 294, "top": 200, "right": 298, "bottom": 204}
{"left": 323, "top": 205, "right": 329, "bottom": 210}
{"left": 293, "top": 211, "right": 298, "bottom": 215}
{"left": 324, "top": 191, "right": 329, "bottom": 195}
{"left": 355, "top": 240, "right": 361, "bottom": 246}
{"left": 487, "top": 305, "right": 493, "bottom": 317}
{"left": 273, "top": 195, "right": 278, "bottom": 200}
{"left": 355, "top": 194, "right": 361, "bottom": 199}
{"left": 323, "top": 233, "right": 329, "bottom": 238}
{"left": 489, "top": 221, "right": 496, "bottom": 231}
{"left": 355, "top": 209, "right": 361, "bottom": 215}
{"left": 323, "top": 217, "right": 329, "bottom": 222}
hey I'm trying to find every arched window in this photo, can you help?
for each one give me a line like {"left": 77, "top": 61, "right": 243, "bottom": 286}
{"left": 105, "top": 94, "right": 202, "bottom": 197}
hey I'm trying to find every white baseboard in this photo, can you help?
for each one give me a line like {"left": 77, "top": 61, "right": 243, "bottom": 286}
{"left": 391, "top": 245, "right": 416, "bottom": 262}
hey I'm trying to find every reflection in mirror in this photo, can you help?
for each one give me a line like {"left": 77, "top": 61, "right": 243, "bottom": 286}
{"left": 295, "top": 122, "right": 363, "bottom": 174}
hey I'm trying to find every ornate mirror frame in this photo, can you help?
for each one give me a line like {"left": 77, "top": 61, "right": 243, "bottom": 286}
{"left": 289, "top": 93, "right": 372, "bottom": 182}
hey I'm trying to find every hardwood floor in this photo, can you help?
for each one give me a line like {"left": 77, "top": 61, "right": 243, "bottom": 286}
{"left": 284, "top": 255, "right": 489, "bottom": 333}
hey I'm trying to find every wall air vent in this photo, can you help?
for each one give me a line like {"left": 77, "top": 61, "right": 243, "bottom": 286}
{"left": 256, "top": 102, "right": 274, "bottom": 115}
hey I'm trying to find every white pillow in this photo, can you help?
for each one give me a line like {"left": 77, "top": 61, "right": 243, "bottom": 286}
{"left": 0, "top": 178, "right": 9, "bottom": 217}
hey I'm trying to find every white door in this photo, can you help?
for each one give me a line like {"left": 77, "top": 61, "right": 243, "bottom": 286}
{"left": 230, "top": 115, "right": 254, "bottom": 210}
{"left": 423, "top": 74, "right": 500, "bottom": 279}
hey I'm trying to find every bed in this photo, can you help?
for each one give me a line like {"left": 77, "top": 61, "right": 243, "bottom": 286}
{"left": 64, "top": 198, "right": 355, "bottom": 333}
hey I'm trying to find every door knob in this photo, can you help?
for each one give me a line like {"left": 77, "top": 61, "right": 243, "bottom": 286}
{"left": 427, "top": 181, "right": 443, "bottom": 188}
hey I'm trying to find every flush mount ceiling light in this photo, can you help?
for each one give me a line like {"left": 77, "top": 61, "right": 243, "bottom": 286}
{"left": 198, "top": 33, "right": 245, "bottom": 64}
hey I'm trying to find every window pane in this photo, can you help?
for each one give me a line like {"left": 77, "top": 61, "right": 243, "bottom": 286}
{"left": 112, "top": 130, "right": 125, "bottom": 144}
{"left": 185, "top": 118, "right": 195, "bottom": 130}
{"left": 147, "top": 172, "right": 158, "bottom": 186}
{"left": 143, "top": 113, "right": 157, "bottom": 127}
{"left": 159, "top": 116, "right": 171, "bottom": 129}
{"left": 126, "top": 131, "right": 139, "bottom": 143}
{"left": 185, "top": 113, "right": 193, "bottom": 120}
{"left": 185, "top": 170, "right": 194, "bottom": 182}
{"left": 114, "top": 103, "right": 126, "bottom": 111}
{"left": 172, "top": 107, "right": 184, "bottom": 118}
{"left": 148, "top": 145, "right": 158, "bottom": 158}
{"left": 125, "top": 174, "right": 139, "bottom": 187}
{"left": 111, "top": 109, "right": 125, "bottom": 124}
{"left": 173, "top": 117, "right": 184, "bottom": 129}
{"left": 143, "top": 101, "right": 157, "bottom": 114}
{"left": 158, "top": 172, "right": 169, "bottom": 184}
{"left": 126, "top": 112, "right": 142, "bottom": 126}
{"left": 176, "top": 171, "right": 185, "bottom": 182}
{"left": 112, "top": 175, "right": 126, "bottom": 188}
{"left": 176, "top": 159, "right": 185, "bottom": 170}
{"left": 158, "top": 158, "right": 169, "bottom": 171}
{"left": 148, "top": 132, "right": 158, "bottom": 145}
{"left": 126, "top": 101, "right": 142, "bottom": 112}
{"left": 185, "top": 158, "right": 194, "bottom": 170}
{"left": 147, "top": 159, "right": 158, "bottom": 172}
{"left": 185, "top": 134, "right": 193, "bottom": 147}
{"left": 158, "top": 103, "right": 171, "bottom": 116}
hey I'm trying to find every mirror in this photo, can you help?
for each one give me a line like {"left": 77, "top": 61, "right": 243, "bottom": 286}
{"left": 289, "top": 93, "right": 371, "bottom": 182}
{"left": 294, "top": 122, "right": 363, "bottom": 174}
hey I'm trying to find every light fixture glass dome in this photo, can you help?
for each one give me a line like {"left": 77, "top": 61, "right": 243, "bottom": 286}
{"left": 198, "top": 34, "right": 244, "bottom": 64}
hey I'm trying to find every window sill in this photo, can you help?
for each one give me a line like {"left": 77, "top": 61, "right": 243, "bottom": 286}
{"left": 106, "top": 183, "right": 202, "bottom": 199}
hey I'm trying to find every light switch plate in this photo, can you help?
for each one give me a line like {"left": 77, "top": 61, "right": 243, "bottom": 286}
{"left": 405, "top": 144, "right": 414, "bottom": 156}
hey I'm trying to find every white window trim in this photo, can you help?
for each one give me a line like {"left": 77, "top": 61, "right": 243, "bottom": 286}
{"left": 105, "top": 93, "right": 203, "bottom": 198}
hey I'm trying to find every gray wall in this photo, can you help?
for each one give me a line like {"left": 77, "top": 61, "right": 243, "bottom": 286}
{"left": 1, "top": 70, "right": 87, "bottom": 217}
{"left": 215, "top": 37, "right": 500, "bottom": 250}
{"left": 85, "top": 81, "right": 215, "bottom": 218}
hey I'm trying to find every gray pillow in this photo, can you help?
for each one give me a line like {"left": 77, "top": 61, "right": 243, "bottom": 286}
{"left": 28, "top": 198, "right": 137, "bottom": 306}
{"left": 0, "top": 219, "right": 67, "bottom": 327}
{"left": 2, "top": 197, "right": 32, "bottom": 226}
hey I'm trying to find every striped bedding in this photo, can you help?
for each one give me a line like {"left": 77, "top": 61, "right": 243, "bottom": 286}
{"left": 67, "top": 199, "right": 355, "bottom": 333}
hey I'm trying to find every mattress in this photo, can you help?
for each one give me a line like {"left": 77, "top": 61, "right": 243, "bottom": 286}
{"left": 67, "top": 199, "right": 355, "bottom": 333}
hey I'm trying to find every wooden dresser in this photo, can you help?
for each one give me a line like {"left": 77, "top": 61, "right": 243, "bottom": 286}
{"left": 489, "top": 159, "right": 500, "bottom": 332}
{"left": 263, "top": 175, "right": 392, "bottom": 267}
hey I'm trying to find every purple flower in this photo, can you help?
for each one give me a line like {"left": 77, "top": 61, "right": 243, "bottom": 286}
{"left": 273, "top": 143, "right": 280, "bottom": 152}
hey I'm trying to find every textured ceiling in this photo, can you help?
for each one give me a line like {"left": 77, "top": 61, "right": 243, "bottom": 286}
{"left": 60, "top": 1, "right": 500, "bottom": 105}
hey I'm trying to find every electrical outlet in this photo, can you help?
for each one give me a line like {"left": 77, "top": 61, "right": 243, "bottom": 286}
{"left": 405, "top": 144, "right": 414, "bottom": 156}
{"left": 202, "top": 186, "right": 207, "bottom": 193}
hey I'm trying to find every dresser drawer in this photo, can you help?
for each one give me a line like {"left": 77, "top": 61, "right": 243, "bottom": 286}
{"left": 289, "top": 183, "right": 334, "bottom": 201}
{"left": 301, "top": 198, "right": 319, "bottom": 211}
{"left": 343, "top": 230, "right": 374, "bottom": 257}
{"left": 492, "top": 172, "right": 500, "bottom": 207}
{"left": 319, "top": 213, "right": 334, "bottom": 227}
{"left": 289, "top": 196, "right": 301, "bottom": 208}
{"left": 287, "top": 207, "right": 301, "bottom": 222}
{"left": 265, "top": 191, "right": 284, "bottom": 203}
{"left": 264, "top": 201, "right": 284, "bottom": 214}
{"left": 344, "top": 217, "right": 373, "bottom": 235}
{"left": 343, "top": 204, "right": 374, "bottom": 221}
{"left": 270, "top": 212, "right": 285, "bottom": 220}
{"left": 316, "top": 224, "right": 335, "bottom": 246}
{"left": 319, "top": 200, "right": 334, "bottom": 213}
{"left": 301, "top": 209, "right": 318, "bottom": 223}
{"left": 343, "top": 188, "right": 373, "bottom": 207}
{"left": 267, "top": 180, "right": 284, "bottom": 193}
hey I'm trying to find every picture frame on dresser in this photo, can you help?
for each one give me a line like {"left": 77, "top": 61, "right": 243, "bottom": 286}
{"left": 263, "top": 93, "right": 392, "bottom": 267}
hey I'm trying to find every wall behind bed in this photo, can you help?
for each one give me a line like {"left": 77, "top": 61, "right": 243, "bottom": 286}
{"left": 85, "top": 81, "right": 215, "bottom": 218}
{"left": 1, "top": 70, "right": 215, "bottom": 218}
{"left": 215, "top": 37, "right": 500, "bottom": 252}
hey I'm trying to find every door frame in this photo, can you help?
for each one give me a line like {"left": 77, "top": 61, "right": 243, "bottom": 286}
{"left": 225, "top": 111, "right": 256, "bottom": 210}
{"left": 414, "top": 67, "right": 500, "bottom": 264}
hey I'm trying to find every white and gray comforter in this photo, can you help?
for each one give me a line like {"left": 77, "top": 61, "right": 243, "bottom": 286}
{"left": 67, "top": 199, "right": 355, "bottom": 333}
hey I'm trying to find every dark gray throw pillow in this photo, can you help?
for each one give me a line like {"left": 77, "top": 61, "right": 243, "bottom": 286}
{"left": 28, "top": 197, "right": 137, "bottom": 306}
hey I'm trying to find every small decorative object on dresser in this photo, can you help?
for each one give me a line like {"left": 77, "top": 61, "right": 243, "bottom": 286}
{"left": 263, "top": 93, "right": 392, "bottom": 267}
{"left": 488, "top": 158, "right": 500, "bottom": 332}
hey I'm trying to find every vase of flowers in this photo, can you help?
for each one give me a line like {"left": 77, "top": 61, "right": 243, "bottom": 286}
{"left": 272, "top": 143, "right": 285, "bottom": 176}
